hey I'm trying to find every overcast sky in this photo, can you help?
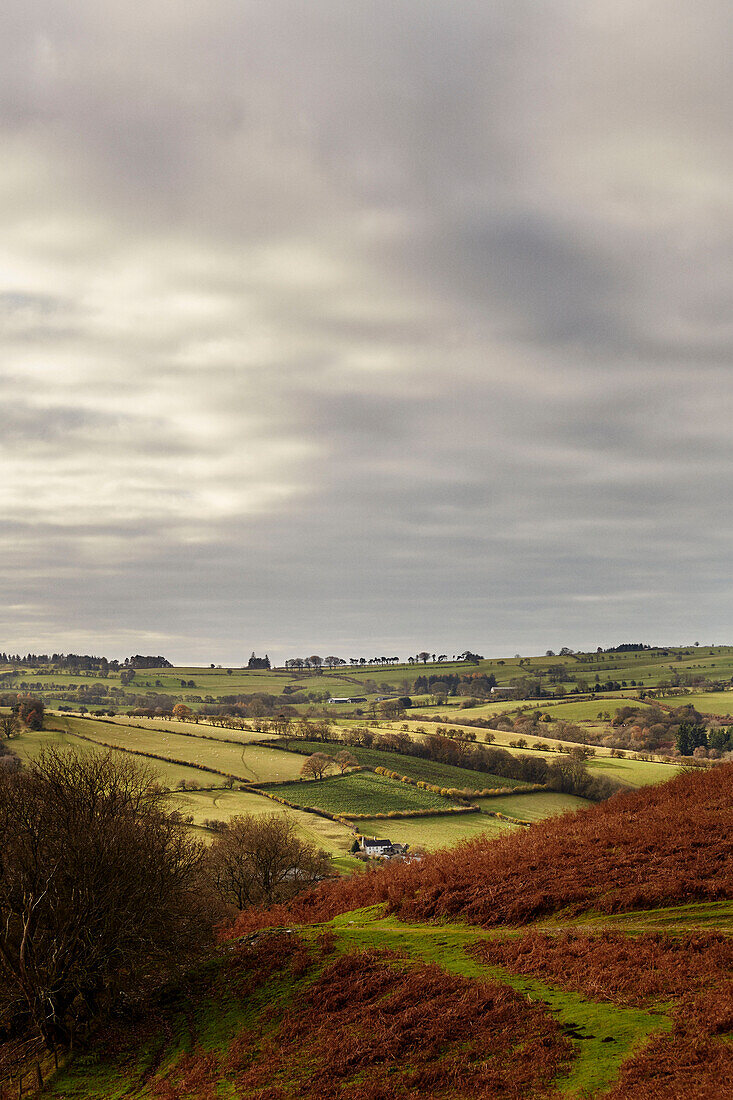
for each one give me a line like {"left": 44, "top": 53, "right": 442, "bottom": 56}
{"left": 1, "top": 1, "right": 732, "bottom": 666}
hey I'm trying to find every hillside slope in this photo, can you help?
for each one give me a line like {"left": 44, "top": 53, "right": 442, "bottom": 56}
{"left": 15, "top": 764, "right": 733, "bottom": 1100}
{"left": 227, "top": 762, "right": 733, "bottom": 933}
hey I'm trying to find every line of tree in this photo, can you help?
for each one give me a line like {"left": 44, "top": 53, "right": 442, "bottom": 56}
{"left": 412, "top": 672, "right": 497, "bottom": 697}
{"left": 280, "top": 723, "right": 621, "bottom": 801}
{"left": 0, "top": 654, "right": 171, "bottom": 670}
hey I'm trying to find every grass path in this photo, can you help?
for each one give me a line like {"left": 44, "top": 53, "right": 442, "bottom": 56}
{"left": 326, "top": 907, "right": 672, "bottom": 1098}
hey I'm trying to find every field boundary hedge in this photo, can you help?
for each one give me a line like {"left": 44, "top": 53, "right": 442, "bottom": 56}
{"left": 372, "top": 765, "right": 545, "bottom": 802}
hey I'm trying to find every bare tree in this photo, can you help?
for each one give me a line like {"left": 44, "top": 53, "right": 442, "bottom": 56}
{"left": 300, "top": 753, "right": 335, "bottom": 780}
{"left": 206, "top": 814, "right": 331, "bottom": 909}
{"left": 0, "top": 749, "right": 207, "bottom": 1050}
{"left": 334, "top": 749, "right": 358, "bottom": 774}
{"left": 0, "top": 713, "right": 19, "bottom": 739}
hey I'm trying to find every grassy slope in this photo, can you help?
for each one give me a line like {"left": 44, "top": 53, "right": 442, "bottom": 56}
{"left": 49, "top": 716, "right": 305, "bottom": 782}
{"left": 356, "top": 811, "right": 518, "bottom": 849}
{"left": 474, "top": 791, "right": 591, "bottom": 820}
{"left": 45, "top": 904, "right": 720, "bottom": 1100}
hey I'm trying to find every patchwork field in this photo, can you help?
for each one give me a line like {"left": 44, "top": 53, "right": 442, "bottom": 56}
{"left": 8, "top": 721, "right": 358, "bottom": 856}
{"left": 49, "top": 715, "right": 305, "bottom": 783}
{"left": 266, "top": 771, "right": 454, "bottom": 816}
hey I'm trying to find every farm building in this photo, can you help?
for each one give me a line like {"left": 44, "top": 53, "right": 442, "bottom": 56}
{"left": 359, "top": 837, "right": 409, "bottom": 859}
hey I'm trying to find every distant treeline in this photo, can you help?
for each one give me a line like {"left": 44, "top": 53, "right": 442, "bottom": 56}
{"left": 603, "top": 643, "right": 653, "bottom": 652}
{"left": 0, "top": 652, "right": 172, "bottom": 670}
{"left": 412, "top": 673, "right": 497, "bottom": 696}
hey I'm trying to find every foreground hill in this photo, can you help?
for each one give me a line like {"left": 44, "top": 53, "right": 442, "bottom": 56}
{"left": 228, "top": 763, "right": 733, "bottom": 932}
{"left": 21, "top": 765, "right": 733, "bottom": 1099}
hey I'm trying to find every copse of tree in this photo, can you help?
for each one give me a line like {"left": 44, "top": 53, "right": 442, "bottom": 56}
{"left": 676, "top": 720, "right": 708, "bottom": 757}
{"left": 0, "top": 749, "right": 209, "bottom": 1051}
{"left": 126, "top": 655, "right": 173, "bottom": 668}
{"left": 15, "top": 695, "right": 44, "bottom": 730}
{"left": 247, "top": 653, "right": 271, "bottom": 669}
{"left": 206, "top": 813, "right": 331, "bottom": 910}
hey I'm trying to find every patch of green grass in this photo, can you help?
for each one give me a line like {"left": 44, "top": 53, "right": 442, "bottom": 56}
{"left": 655, "top": 690, "right": 733, "bottom": 717}
{"left": 356, "top": 811, "right": 517, "bottom": 848}
{"left": 328, "top": 909, "right": 672, "bottom": 1098}
{"left": 586, "top": 755, "right": 680, "bottom": 788}
{"left": 474, "top": 791, "right": 590, "bottom": 821}
{"left": 552, "top": 900, "right": 733, "bottom": 934}
{"left": 267, "top": 771, "right": 453, "bottom": 816}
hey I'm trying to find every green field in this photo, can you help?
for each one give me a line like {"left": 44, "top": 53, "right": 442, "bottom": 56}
{"left": 357, "top": 812, "right": 517, "bottom": 849}
{"left": 49, "top": 715, "right": 305, "bottom": 783}
{"left": 267, "top": 771, "right": 454, "bottom": 816}
{"left": 9, "top": 724, "right": 222, "bottom": 792}
{"left": 475, "top": 791, "right": 591, "bottom": 821}
{"left": 586, "top": 756, "right": 681, "bottom": 788}
{"left": 655, "top": 690, "right": 733, "bottom": 717}
{"left": 166, "top": 788, "right": 355, "bottom": 854}
{"left": 280, "top": 739, "right": 524, "bottom": 789}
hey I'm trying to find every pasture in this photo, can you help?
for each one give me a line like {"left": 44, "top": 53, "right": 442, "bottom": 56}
{"left": 50, "top": 715, "right": 305, "bottom": 783}
{"left": 654, "top": 690, "right": 733, "bottom": 717}
{"left": 358, "top": 812, "right": 517, "bottom": 850}
{"left": 586, "top": 755, "right": 680, "bottom": 788}
{"left": 166, "top": 788, "right": 355, "bottom": 854}
{"left": 475, "top": 791, "right": 590, "bottom": 821}
{"left": 267, "top": 771, "right": 454, "bottom": 816}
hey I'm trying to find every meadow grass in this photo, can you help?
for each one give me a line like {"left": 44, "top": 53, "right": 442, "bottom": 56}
{"left": 50, "top": 715, "right": 305, "bottom": 782}
{"left": 166, "top": 788, "right": 356, "bottom": 854}
{"left": 355, "top": 811, "right": 516, "bottom": 849}
{"left": 267, "top": 771, "right": 453, "bottom": 816}
{"left": 474, "top": 791, "right": 591, "bottom": 821}
{"left": 586, "top": 755, "right": 681, "bottom": 788}
{"left": 654, "top": 690, "right": 733, "bottom": 716}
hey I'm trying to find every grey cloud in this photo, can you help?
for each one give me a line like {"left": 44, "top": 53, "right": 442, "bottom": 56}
{"left": 0, "top": 1, "right": 731, "bottom": 661}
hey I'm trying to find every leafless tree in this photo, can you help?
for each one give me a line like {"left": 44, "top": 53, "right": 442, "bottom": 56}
{"left": 0, "top": 749, "right": 208, "bottom": 1050}
{"left": 206, "top": 814, "right": 331, "bottom": 910}
{"left": 0, "top": 714, "right": 19, "bottom": 739}
{"left": 334, "top": 750, "right": 358, "bottom": 774}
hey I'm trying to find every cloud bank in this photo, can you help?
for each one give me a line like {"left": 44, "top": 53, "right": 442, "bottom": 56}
{"left": 1, "top": 1, "right": 731, "bottom": 662}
